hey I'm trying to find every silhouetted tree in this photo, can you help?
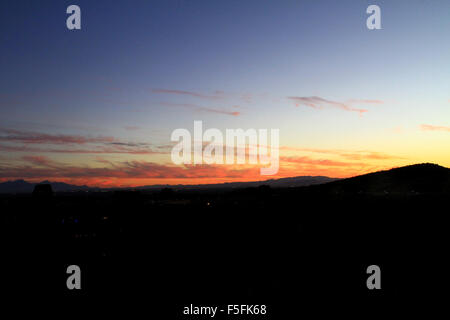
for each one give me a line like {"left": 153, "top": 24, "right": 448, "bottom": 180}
{"left": 32, "top": 184, "right": 53, "bottom": 198}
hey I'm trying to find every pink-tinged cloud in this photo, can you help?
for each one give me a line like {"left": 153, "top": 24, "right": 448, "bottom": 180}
{"left": 0, "top": 128, "right": 115, "bottom": 145}
{"left": 161, "top": 102, "right": 240, "bottom": 116}
{"left": 420, "top": 124, "right": 450, "bottom": 132}
{"left": 339, "top": 152, "right": 398, "bottom": 161}
{"left": 288, "top": 96, "right": 368, "bottom": 114}
{"left": 280, "top": 156, "right": 366, "bottom": 167}
{"left": 199, "top": 107, "right": 240, "bottom": 116}
{"left": 0, "top": 154, "right": 397, "bottom": 187}
{"left": 279, "top": 146, "right": 402, "bottom": 161}
{"left": 0, "top": 128, "right": 169, "bottom": 155}
{"left": 0, "top": 160, "right": 258, "bottom": 181}
{"left": 152, "top": 89, "right": 223, "bottom": 99}
{"left": 0, "top": 143, "right": 165, "bottom": 155}
{"left": 0, "top": 158, "right": 359, "bottom": 187}
{"left": 21, "top": 155, "right": 56, "bottom": 167}
{"left": 347, "top": 99, "right": 384, "bottom": 104}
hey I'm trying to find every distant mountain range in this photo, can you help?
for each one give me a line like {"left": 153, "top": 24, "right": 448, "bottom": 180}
{"left": 0, "top": 180, "right": 94, "bottom": 194}
{"left": 134, "top": 176, "right": 338, "bottom": 191}
{"left": 1, "top": 163, "right": 448, "bottom": 194}
{"left": 0, "top": 176, "right": 337, "bottom": 194}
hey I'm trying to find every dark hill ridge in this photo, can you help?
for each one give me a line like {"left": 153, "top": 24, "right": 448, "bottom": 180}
{"left": 313, "top": 163, "right": 450, "bottom": 194}
{"left": 0, "top": 180, "right": 93, "bottom": 194}
{"left": 1, "top": 163, "right": 448, "bottom": 194}
{"left": 135, "top": 175, "right": 337, "bottom": 190}
{"left": 0, "top": 176, "right": 336, "bottom": 194}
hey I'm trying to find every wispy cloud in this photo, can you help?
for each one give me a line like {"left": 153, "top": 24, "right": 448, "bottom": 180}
{"left": 0, "top": 151, "right": 396, "bottom": 187}
{"left": 287, "top": 96, "right": 369, "bottom": 114}
{"left": 280, "top": 156, "right": 365, "bottom": 167}
{"left": 0, "top": 160, "right": 258, "bottom": 182}
{"left": 0, "top": 128, "right": 167, "bottom": 155}
{"left": 108, "top": 142, "right": 150, "bottom": 147}
{"left": 0, "top": 143, "right": 164, "bottom": 155}
{"left": 21, "top": 155, "right": 57, "bottom": 167}
{"left": 279, "top": 146, "right": 402, "bottom": 161}
{"left": 0, "top": 128, "right": 115, "bottom": 145}
{"left": 161, "top": 102, "right": 240, "bottom": 116}
{"left": 152, "top": 89, "right": 223, "bottom": 100}
{"left": 420, "top": 124, "right": 450, "bottom": 132}
{"left": 346, "top": 99, "right": 384, "bottom": 104}
{"left": 3, "top": 155, "right": 374, "bottom": 186}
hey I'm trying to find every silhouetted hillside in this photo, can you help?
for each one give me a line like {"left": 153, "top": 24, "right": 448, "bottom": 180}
{"left": 2, "top": 164, "right": 449, "bottom": 195}
{"left": 0, "top": 180, "right": 93, "bottom": 193}
{"left": 1, "top": 162, "right": 449, "bottom": 315}
{"left": 0, "top": 175, "right": 336, "bottom": 194}
{"left": 0, "top": 179, "right": 32, "bottom": 193}
{"left": 312, "top": 163, "right": 450, "bottom": 194}
{"left": 134, "top": 175, "right": 337, "bottom": 190}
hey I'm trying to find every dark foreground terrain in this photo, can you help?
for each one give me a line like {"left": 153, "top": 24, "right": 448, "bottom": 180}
{"left": 1, "top": 164, "right": 449, "bottom": 316}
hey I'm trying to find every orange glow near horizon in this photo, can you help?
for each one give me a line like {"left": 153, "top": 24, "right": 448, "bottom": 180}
{"left": 2, "top": 126, "right": 449, "bottom": 188}
{"left": 0, "top": 152, "right": 422, "bottom": 188}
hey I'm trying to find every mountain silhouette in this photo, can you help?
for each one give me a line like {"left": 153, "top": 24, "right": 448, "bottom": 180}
{"left": 2, "top": 162, "right": 449, "bottom": 311}
{"left": 0, "top": 175, "right": 336, "bottom": 194}
{"left": 1, "top": 163, "right": 448, "bottom": 194}
{"left": 134, "top": 175, "right": 337, "bottom": 190}
{"left": 310, "top": 163, "right": 450, "bottom": 194}
{"left": 32, "top": 183, "right": 54, "bottom": 198}
{"left": 0, "top": 180, "right": 92, "bottom": 193}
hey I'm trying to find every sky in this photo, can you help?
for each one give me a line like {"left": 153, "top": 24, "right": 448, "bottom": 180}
{"left": 0, "top": 0, "right": 449, "bottom": 187}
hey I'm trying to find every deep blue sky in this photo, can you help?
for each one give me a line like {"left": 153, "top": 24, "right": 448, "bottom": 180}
{"left": 1, "top": 0, "right": 449, "bottom": 185}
